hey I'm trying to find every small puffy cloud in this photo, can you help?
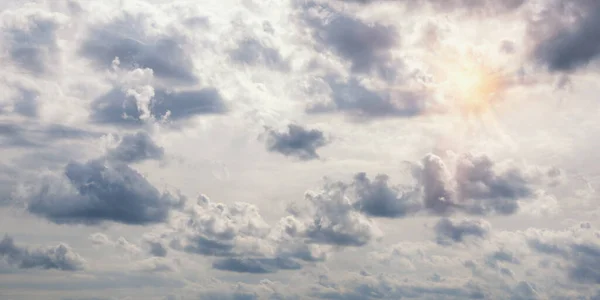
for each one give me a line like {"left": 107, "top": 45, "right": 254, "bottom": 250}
{"left": 135, "top": 257, "right": 175, "bottom": 273}
{"left": 25, "top": 159, "right": 181, "bottom": 225}
{"left": 434, "top": 218, "right": 491, "bottom": 246}
{"left": 106, "top": 132, "right": 164, "bottom": 164}
{"left": 307, "top": 77, "right": 426, "bottom": 119}
{"left": 0, "top": 235, "right": 84, "bottom": 271}
{"left": 264, "top": 124, "right": 328, "bottom": 160}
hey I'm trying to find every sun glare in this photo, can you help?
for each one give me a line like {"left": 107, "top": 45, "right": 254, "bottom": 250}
{"left": 429, "top": 48, "right": 505, "bottom": 116}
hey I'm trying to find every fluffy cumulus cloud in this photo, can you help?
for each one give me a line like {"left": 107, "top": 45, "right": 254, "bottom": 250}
{"left": 25, "top": 159, "right": 181, "bottom": 225}
{"left": 0, "top": 235, "right": 84, "bottom": 271}
{"left": 264, "top": 124, "right": 329, "bottom": 160}
{"left": 1, "top": 0, "right": 600, "bottom": 299}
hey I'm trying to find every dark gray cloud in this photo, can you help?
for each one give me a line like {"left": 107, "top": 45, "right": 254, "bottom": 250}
{"left": 212, "top": 257, "right": 302, "bottom": 274}
{"left": 3, "top": 10, "right": 62, "bottom": 74}
{"left": 91, "top": 88, "right": 226, "bottom": 126}
{"left": 352, "top": 172, "right": 420, "bottom": 218}
{"left": 305, "top": 8, "right": 398, "bottom": 75}
{"left": 0, "top": 122, "right": 100, "bottom": 149}
{"left": 533, "top": 1, "right": 600, "bottom": 72}
{"left": 106, "top": 132, "right": 164, "bottom": 164}
{"left": 264, "top": 124, "right": 328, "bottom": 160}
{"left": 307, "top": 77, "right": 426, "bottom": 119}
{"left": 147, "top": 241, "right": 168, "bottom": 257}
{"left": 229, "top": 38, "right": 287, "bottom": 70}
{"left": 314, "top": 153, "right": 551, "bottom": 222}
{"left": 80, "top": 13, "right": 197, "bottom": 84}
{"left": 434, "top": 218, "right": 490, "bottom": 245}
{"left": 27, "top": 159, "right": 180, "bottom": 225}
{"left": 178, "top": 236, "right": 235, "bottom": 257}
{"left": 0, "top": 235, "right": 84, "bottom": 271}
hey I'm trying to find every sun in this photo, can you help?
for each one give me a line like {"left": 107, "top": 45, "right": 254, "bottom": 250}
{"left": 430, "top": 48, "right": 506, "bottom": 116}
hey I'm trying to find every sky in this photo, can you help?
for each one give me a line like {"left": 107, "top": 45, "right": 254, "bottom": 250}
{"left": 1, "top": 0, "right": 600, "bottom": 299}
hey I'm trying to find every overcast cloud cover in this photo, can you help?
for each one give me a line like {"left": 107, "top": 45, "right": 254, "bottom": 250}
{"left": 1, "top": 0, "right": 600, "bottom": 299}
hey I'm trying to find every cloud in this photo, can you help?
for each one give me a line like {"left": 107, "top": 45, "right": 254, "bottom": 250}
{"left": 91, "top": 87, "right": 227, "bottom": 127}
{"left": 533, "top": 1, "right": 600, "bottom": 72}
{"left": 168, "top": 195, "right": 270, "bottom": 257}
{"left": 0, "top": 235, "right": 84, "bottom": 271}
{"left": 1, "top": 8, "right": 66, "bottom": 75}
{"left": 311, "top": 272, "right": 486, "bottom": 299}
{"left": 147, "top": 240, "right": 168, "bottom": 257}
{"left": 106, "top": 132, "right": 164, "bottom": 164}
{"left": 434, "top": 218, "right": 491, "bottom": 245}
{"left": 351, "top": 172, "right": 420, "bottom": 218}
{"left": 80, "top": 10, "right": 198, "bottom": 84}
{"left": 285, "top": 182, "right": 381, "bottom": 247}
{"left": 415, "top": 153, "right": 554, "bottom": 216}
{"left": 89, "top": 233, "right": 142, "bottom": 255}
{"left": 264, "top": 124, "right": 328, "bottom": 160}
{"left": 0, "top": 122, "right": 99, "bottom": 149}
{"left": 26, "top": 159, "right": 181, "bottom": 225}
{"left": 11, "top": 88, "right": 39, "bottom": 117}
{"left": 303, "top": 5, "right": 398, "bottom": 75}
{"left": 212, "top": 257, "right": 302, "bottom": 274}
{"left": 229, "top": 38, "right": 288, "bottom": 70}
{"left": 527, "top": 224, "right": 600, "bottom": 285}
{"left": 318, "top": 153, "right": 555, "bottom": 220}
{"left": 162, "top": 195, "right": 329, "bottom": 274}
{"left": 307, "top": 76, "right": 427, "bottom": 119}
